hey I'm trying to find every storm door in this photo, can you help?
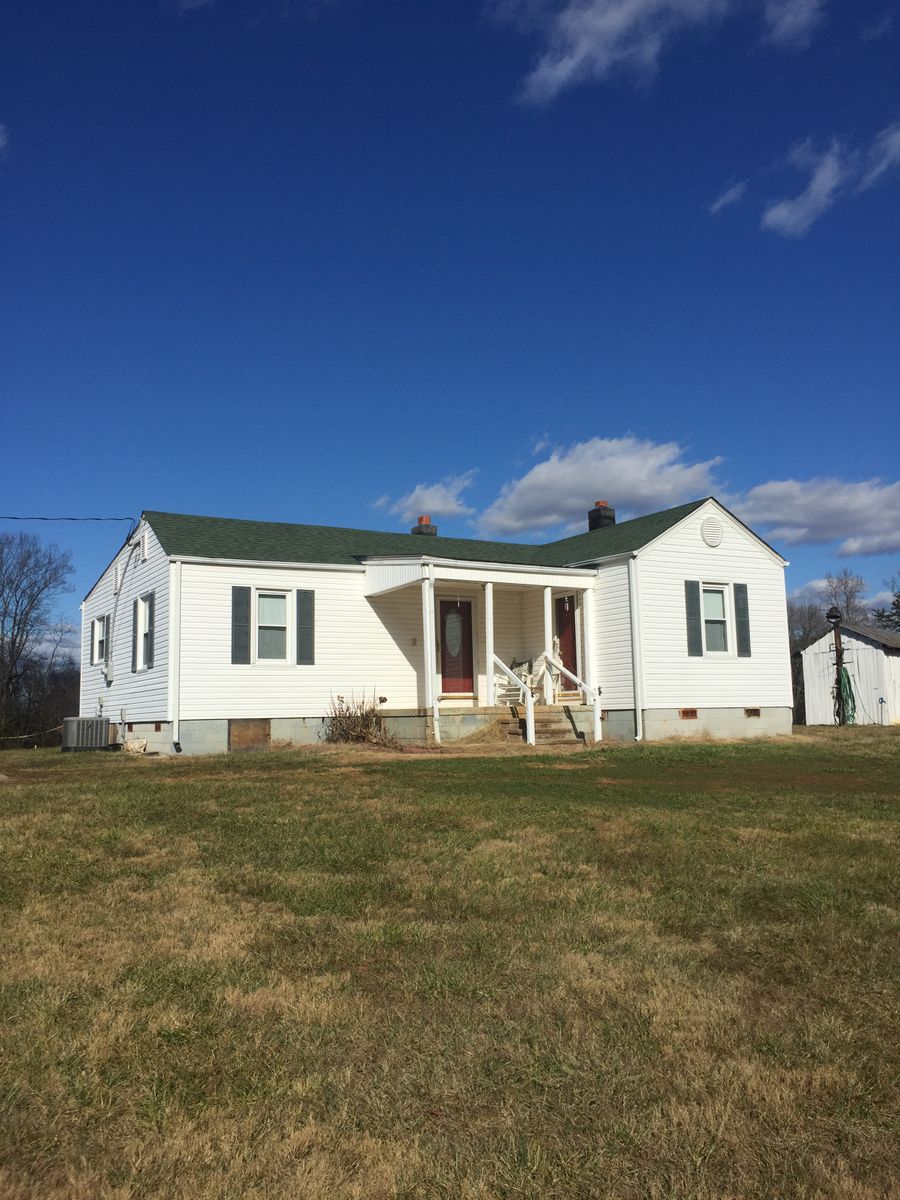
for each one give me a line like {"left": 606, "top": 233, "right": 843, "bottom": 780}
{"left": 440, "top": 600, "right": 474, "bottom": 693}
{"left": 555, "top": 594, "right": 579, "bottom": 691}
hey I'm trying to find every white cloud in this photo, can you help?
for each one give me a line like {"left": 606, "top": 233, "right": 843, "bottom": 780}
{"left": 858, "top": 120, "right": 900, "bottom": 191}
{"left": 709, "top": 180, "right": 747, "bottom": 214}
{"left": 478, "top": 436, "right": 720, "bottom": 535}
{"left": 466, "top": 438, "right": 900, "bottom": 555}
{"left": 494, "top": 0, "right": 831, "bottom": 103}
{"left": 761, "top": 138, "right": 855, "bottom": 237}
{"left": 789, "top": 577, "right": 829, "bottom": 601}
{"left": 496, "top": 0, "right": 732, "bottom": 104}
{"left": 737, "top": 478, "right": 900, "bottom": 555}
{"left": 389, "top": 472, "right": 477, "bottom": 525}
{"left": 762, "top": 0, "right": 825, "bottom": 48}
{"left": 371, "top": 494, "right": 389, "bottom": 510}
{"left": 866, "top": 589, "right": 895, "bottom": 609}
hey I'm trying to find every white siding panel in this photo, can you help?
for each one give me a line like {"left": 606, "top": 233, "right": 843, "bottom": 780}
{"left": 637, "top": 502, "right": 792, "bottom": 710}
{"left": 178, "top": 564, "right": 426, "bottom": 719}
{"left": 887, "top": 654, "right": 900, "bottom": 724}
{"left": 80, "top": 523, "right": 170, "bottom": 722}
{"left": 522, "top": 589, "right": 545, "bottom": 662}
{"left": 492, "top": 588, "right": 527, "bottom": 665}
{"left": 365, "top": 562, "right": 422, "bottom": 596}
{"left": 594, "top": 561, "right": 635, "bottom": 708}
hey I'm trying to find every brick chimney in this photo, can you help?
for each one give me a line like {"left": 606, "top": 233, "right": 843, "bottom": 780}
{"left": 588, "top": 500, "right": 616, "bottom": 531}
{"left": 411, "top": 514, "right": 437, "bottom": 536}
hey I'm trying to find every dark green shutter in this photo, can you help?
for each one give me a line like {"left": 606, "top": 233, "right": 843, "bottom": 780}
{"left": 131, "top": 599, "right": 138, "bottom": 672}
{"left": 103, "top": 615, "right": 110, "bottom": 665}
{"left": 232, "top": 587, "right": 251, "bottom": 664}
{"left": 685, "top": 580, "right": 703, "bottom": 657}
{"left": 734, "top": 583, "right": 751, "bottom": 657}
{"left": 297, "top": 590, "right": 314, "bottom": 665}
{"left": 146, "top": 593, "right": 155, "bottom": 669}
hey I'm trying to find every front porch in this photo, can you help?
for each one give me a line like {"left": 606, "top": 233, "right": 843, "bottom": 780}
{"left": 364, "top": 555, "right": 604, "bottom": 745}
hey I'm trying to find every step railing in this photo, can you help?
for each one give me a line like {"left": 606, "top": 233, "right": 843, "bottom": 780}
{"left": 542, "top": 655, "right": 603, "bottom": 744}
{"left": 492, "top": 654, "right": 535, "bottom": 746}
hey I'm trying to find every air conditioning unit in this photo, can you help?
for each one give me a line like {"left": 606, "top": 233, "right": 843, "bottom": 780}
{"left": 62, "top": 717, "right": 111, "bottom": 752}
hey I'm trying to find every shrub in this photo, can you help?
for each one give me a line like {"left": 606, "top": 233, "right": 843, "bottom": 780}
{"left": 325, "top": 693, "right": 396, "bottom": 746}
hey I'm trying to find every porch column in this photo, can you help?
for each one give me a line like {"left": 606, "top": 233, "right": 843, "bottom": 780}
{"left": 484, "top": 582, "right": 495, "bottom": 707}
{"left": 421, "top": 572, "right": 441, "bottom": 745}
{"left": 543, "top": 585, "right": 554, "bottom": 705}
{"left": 581, "top": 585, "right": 602, "bottom": 743}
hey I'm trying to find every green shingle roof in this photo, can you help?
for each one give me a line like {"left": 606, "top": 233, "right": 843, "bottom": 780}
{"left": 142, "top": 499, "right": 710, "bottom": 569}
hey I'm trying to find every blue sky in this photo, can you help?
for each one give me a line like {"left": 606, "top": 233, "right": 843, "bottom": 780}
{"left": 1, "top": 0, "right": 898, "bottom": 628}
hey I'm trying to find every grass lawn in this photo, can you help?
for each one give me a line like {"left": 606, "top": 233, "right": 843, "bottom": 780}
{"left": 1, "top": 729, "right": 898, "bottom": 1199}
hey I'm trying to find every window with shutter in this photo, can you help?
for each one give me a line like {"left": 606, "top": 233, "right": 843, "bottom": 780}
{"left": 297, "top": 590, "right": 315, "bottom": 665}
{"left": 231, "top": 587, "right": 251, "bottom": 664}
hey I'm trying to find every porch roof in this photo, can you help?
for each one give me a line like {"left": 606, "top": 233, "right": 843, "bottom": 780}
{"left": 363, "top": 556, "right": 597, "bottom": 597}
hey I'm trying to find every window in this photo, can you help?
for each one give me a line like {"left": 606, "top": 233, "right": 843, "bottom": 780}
{"left": 231, "top": 587, "right": 315, "bottom": 665}
{"left": 133, "top": 592, "right": 155, "bottom": 671}
{"left": 91, "top": 615, "right": 110, "bottom": 666}
{"left": 685, "top": 581, "right": 750, "bottom": 658}
{"left": 702, "top": 586, "right": 728, "bottom": 652}
{"left": 257, "top": 593, "right": 287, "bottom": 660}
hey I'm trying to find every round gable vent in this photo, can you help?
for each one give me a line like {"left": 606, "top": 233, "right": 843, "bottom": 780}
{"left": 701, "top": 515, "right": 724, "bottom": 547}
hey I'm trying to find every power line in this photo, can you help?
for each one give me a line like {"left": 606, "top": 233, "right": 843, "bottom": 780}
{"left": 0, "top": 515, "right": 135, "bottom": 523}
{"left": 0, "top": 514, "right": 137, "bottom": 535}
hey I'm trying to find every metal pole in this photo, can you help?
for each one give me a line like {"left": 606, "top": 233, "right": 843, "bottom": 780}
{"left": 834, "top": 623, "right": 845, "bottom": 726}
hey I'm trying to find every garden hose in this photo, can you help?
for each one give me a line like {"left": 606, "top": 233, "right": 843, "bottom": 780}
{"left": 837, "top": 666, "right": 856, "bottom": 725}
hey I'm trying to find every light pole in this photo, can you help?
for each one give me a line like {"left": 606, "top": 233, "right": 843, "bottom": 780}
{"left": 826, "top": 606, "right": 844, "bottom": 726}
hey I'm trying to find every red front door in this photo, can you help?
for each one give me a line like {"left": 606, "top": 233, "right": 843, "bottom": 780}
{"left": 555, "top": 595, "right": 578, "bottom": 690}
{"left": 440, "top": 600, "right": 474, "bottom": 693}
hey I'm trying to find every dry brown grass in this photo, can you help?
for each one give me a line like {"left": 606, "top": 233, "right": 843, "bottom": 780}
{"left": 0, "top": 730, "right": 898, "bottom": 1198}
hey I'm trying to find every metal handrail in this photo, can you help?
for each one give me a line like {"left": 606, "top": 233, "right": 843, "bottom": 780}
{"left": 493, "top": 654, "right": 535, "bottom": 746}
{"left": 543, "top": 654, "right": 603, "bottom": 744}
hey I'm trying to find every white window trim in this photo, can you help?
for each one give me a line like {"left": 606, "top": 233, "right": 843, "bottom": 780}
{"left": 701, "top": 583, "right": 735, "bottom": 657}
{"left": 91, "top": 616, "right": 109, "bottom": 666}
{"left": 136, "top": 593, "right": 155, "bottom": 671}
{"left": 254, "top": 589, "right": 292, "bottom": 665}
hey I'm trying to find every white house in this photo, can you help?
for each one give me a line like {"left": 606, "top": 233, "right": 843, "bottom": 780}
{"left": 801, "top": 623, "right": 900, "bottom": 726}
{"left": 79, "top": 497, "right": 794, "bottom": 753}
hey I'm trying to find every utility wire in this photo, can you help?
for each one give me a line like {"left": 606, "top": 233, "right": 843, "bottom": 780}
{"left": 0, "top": 724, "right": 64, "bottom": 741}
{"left": 0, "top": 515, "right": 136, "bottom": 526}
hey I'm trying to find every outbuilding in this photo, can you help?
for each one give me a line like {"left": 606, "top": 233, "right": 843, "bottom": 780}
{"left": 801, "top": 623, "right": 900, "bottom": 726}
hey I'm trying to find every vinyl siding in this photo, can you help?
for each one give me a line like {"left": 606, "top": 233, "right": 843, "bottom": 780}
{"left": 79, "top": 523, "right": 170, "bottom": 722}
{"left": 594, "top": 561, "right": 635, "bottom": 708}
{"left": 636, "top": 501, "right": 791, "bottom": 710}
{"left": 178, "top": 563, "right": 426, "bottom": 718}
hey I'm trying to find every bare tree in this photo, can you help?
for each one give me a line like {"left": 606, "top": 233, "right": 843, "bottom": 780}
{"left": 0, "top": 533, "right": 74, "bottom": 737}
{"left": 823, "top": 568, "right": 870, "bottom": 625}
{"left": 787, "top": 599, "right": 828, "bottom": 655}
